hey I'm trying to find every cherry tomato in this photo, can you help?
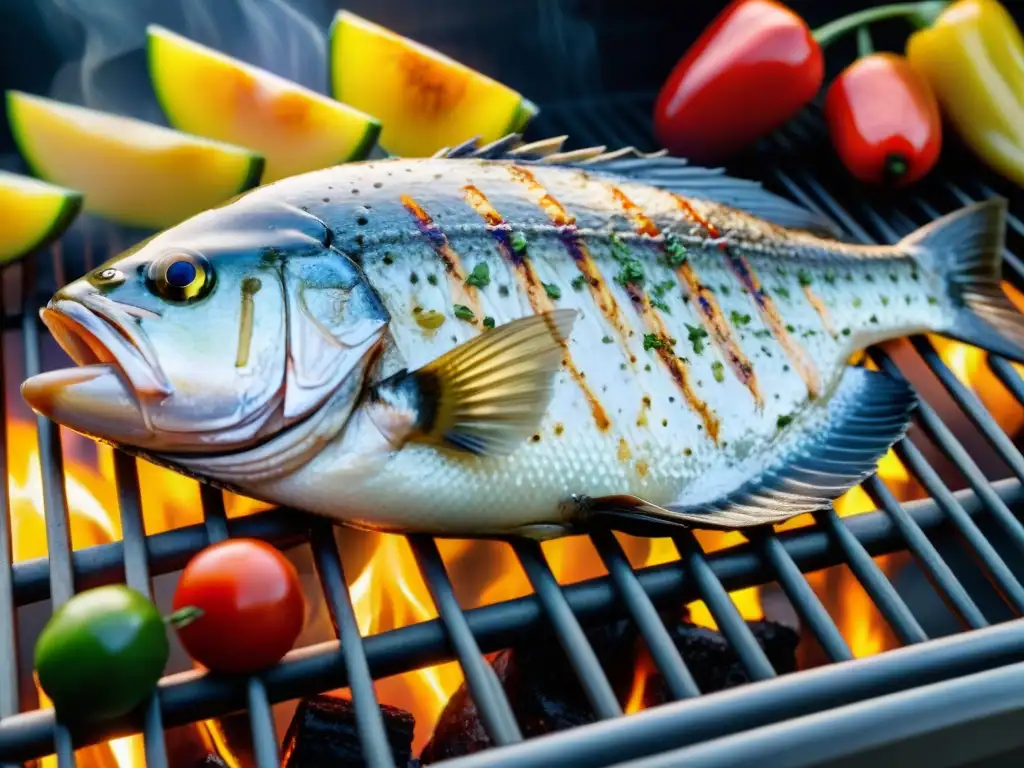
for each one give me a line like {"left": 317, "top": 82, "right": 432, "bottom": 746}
{"left": 653, "top": 0, "right": 823, "bottom": 163}
{"left": 171, "top": 538, "right": 305, "bottom": 674}
{"left": 824, "top": 52, "right": 942, "bottom": 187}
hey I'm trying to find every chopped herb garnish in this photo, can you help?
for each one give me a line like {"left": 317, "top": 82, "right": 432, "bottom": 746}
{"left": 544, "top": 282, "right": 562, "bottom": 300}
{"left": 711, "top": 361, "right": 725, "bottom": 382}
{"left": 643, "top": 333, "right": 666, "bottom": 351}
{"left": 905, "top": 295, "right": 912, "bottom": 305}
{"left": 785, "top": 324, "right": 796, "bottom": 333}
{"left": 644, "top": 363, "right": 652, "bottom": 371}
{"left": 663, "top": 233, "right": 688, "bottom": 266}
{"left": 651, "top": 280, "right": 675, "bottom": 298}
{"left": 927, "top": 296, "right": 939, "bottom": 305}
{"left": 614, "top": 259, "right": 645, "bottom": 287}
{"left": 911, "top": 270, "right": 920, "bottom": 281}
{"left": 609, "top": 232, "right": 632, "bottom": 259}
{"left": 753, "top": 329, "right": 772, "bottom": 338}
{"left": 483, "top": 316, "right": 495, "bottom": 329}
{"left": 571, "top": 275, "right": 587, "bottom": 291}
{"left": 797, "top": 269, "right": 812, "bottom": 287}
{"left": 889, "top": 273, "right": 899, "bottom": 283}
{"left": 382, "top": 253, "right": 394, "bottom": 265}
{"left": 427, "top": 274, "right": 439, "bottom": 286}
{"left": 881, "top": 296, "right": 889, "bottom": 306}
{"left": 602, "top": 335, "right": 613, "bottom": 344}
{"left": 453, "top": 304, "right": 475, "bottom": 321}
{"left": 865, "top": 273, "right": 875, "bottom": 282}
{"left": 776, "top": 414, "right": 793, "bottom": 429}
{"left": 730, "top": 310, "right": 751, "bottom": 327}
{"left": 824, "top": 269, "right": 837, "bottom": 285}
{"left": 852, "top": 297, "right": 862, "bottom": 308}
{"left": 869, "top": 314, "right": 879, "bottom": 324}
{"left": 410, "top": 272, "right": 419, "bottom": 284}
{"left": 465, "top": 262, "right": 490, "bottom": 288}
{"left": 510, "top": 231, "right": 529, "bottom": 253}
{"left": 686, "top": 324, "right": 709, "bottom": 355}
{"left": 620, "top": 363, "right": 628, "bottom": 370}
{"left": 841, "top": 327, "right": 851, "bottom": 336}
{"left": 650, "top": 298, "right": 671, "bottom": 313}
{"left": 776, "top": 286, "right": 791, "bottom": 299}
{"left": 498, "top": 284, "right": 510, "bottom": 297}
{"left": 719, "top": 285, "right": 731, "bottom": 296}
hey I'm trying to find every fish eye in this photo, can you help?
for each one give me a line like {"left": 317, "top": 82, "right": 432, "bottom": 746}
{"left": 146, "top": 250, "right": 215, "bottom": 302}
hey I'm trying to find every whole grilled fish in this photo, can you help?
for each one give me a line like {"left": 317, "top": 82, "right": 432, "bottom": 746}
{"left": 21, "top": 134, "right": 1023, "bottom": 539}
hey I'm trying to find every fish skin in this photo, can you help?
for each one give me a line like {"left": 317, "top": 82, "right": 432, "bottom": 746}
{"left": 18, "top": 154, "right": 976, "bottom": 538}
{"left": 187, "top": 157, "right": 942, "bottom": 535}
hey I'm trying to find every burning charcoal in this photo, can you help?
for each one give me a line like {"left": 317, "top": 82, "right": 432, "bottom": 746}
{"left": 282, "top": 694, "right": 415, "bottom": 767}
{"left": 421, "top": 618, "right": 798, "bottom": 763}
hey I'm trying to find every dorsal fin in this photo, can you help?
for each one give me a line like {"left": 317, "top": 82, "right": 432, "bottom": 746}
{"left": 423, "top": 133, "right": 845, "bottom": 239}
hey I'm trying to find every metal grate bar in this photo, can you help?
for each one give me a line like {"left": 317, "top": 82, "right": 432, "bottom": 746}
{"left": 990, "top": 357, "right": 1024, "bottom": 404}
{"left": 812, "top": 508, "right": 927, "bottom": 645}
{"left": 13, "top": 507, "right": 310, "bottom": 606}
{"left": 309, "top": 521, "right": 395, "bottom": 768}
{"left": 863, "top": 472, "right": 987, "bottom": 629}
{"left": 753, "top": 533, "right": 853, "bottom": 662}
{"left": 913, "top": 336, "right": 1024, "bottom": 483}
{"left": 590, "top": 529, "right": 701, "bottom": 700}
{"left": 892, "top": 439, "right": 1024, "bottom": 613}
{"left": 112, "top": 451, "right": 168, "bottom": 768}
{"left": 198, "top": 486, "right": 280, "bottom": 768}
{"left": 671, "top": 532, "right": 775, "bottom": 681}
{"left": 610, "top": 660, "right": 1024, "bottom": 768}
{"left": 22, "top": 261, "right": 76, "bottom": 767}
{"left": 0, "top": 278, "right": 20, "bottom": 768}
{"left": 2, "top": 481, "right": 1022, "bottom": 763}
{"left": 410, "top": 535, "right": 523, "bottom": 745}
{"left": 511, "top": 540, "right": 623, "bottom": 719}
{"left": 434, "top": 615, "right": 1024, "bottom": 768}
{"left": 873, "top": 350, "right": 1024, "bottom": 558}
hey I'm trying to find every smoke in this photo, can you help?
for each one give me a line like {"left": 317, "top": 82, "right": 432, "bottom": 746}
{"left": 33, "top": 0, "right": 333, "bottom": 123}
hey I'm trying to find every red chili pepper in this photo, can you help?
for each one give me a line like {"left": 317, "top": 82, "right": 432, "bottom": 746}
{"left": 653, "top": 0, "right": 824, "bottom": 164}
{"left": 824, "top": 51, "right": 942, "bottom": 187}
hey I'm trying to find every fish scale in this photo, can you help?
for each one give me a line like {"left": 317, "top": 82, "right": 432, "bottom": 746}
{"left": 20, "top": 135, "right": 1024, "bottom": 538}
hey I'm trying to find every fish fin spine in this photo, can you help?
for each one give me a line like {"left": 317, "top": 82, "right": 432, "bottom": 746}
{"left": 906, "top": 198, "right": 1024, "bottom": 363}
{"left": 571, "top": 367, "right": 915, "bottom": 532}
{"left": 395, "top": 309, "right": 578, "bottom": 457}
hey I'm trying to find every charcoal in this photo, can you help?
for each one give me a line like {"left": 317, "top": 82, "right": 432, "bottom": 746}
{"left": 421, "top": 617, "right": 798, "bottom": 763}
{"left": 282, "top": 694, "right": 415, "bottom": 767}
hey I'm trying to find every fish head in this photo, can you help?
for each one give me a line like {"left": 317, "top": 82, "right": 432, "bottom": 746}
{"left": 21, "top": 198, "right": 389, "bottom": 456}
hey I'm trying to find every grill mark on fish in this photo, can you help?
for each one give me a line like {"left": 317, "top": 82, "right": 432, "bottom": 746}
{"left": 803, "top": 286, "right": 837, "bottom": 338}
{"left": 671, "top": 194, "right": 821, "bottom": 399}
{"left": 400, "top": 194, "right": 482, "bottom": 321}
{"left": 608, "top": 184, "right": 763, "bottom": 409}
{"left": 506, "top": 166, "right": 634, "bottom": 352}
{"left": 461, "top": 184, "right": 611, "bottom": 431}
{"left": 623, "top": 280, "right": 720, "bottom": 442}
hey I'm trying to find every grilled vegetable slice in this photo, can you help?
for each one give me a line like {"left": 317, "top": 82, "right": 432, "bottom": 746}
{"left": 0, "top": 170, "right": 81, "bottom": 263}
{"left": 171, "top": 539, "right": 305, "bottom": 674}
{"left": 6, "top": 91, "right": 263, "bottom": 230}
{"left": 328, "top": 10, "right": 538, "bottom": 157}
{"left": 147, "top": 25, "right": 381, "bottom": 184}
{"left": 34, "top": 585, "right": 169, "bottom": 722}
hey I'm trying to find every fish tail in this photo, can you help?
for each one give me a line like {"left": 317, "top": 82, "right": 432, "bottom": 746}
{"left": 903, "top": 197, "right": 1024, "bottom": 364}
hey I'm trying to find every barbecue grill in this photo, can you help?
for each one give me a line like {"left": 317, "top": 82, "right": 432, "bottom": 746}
{"left": 3, "top": 1, "right": 1024, "bottom": 765}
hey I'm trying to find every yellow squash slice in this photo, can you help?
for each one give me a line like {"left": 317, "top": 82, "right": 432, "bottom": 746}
{"left": 6, "top": 91, "right": 264, "bottom": 231}
{"left": 329, "top": 11, "right": 538, "bottom": 157}
{"left": 147, "top": 25, "right": 381, "bottom": 184}
{"left": 0, "top": 170, "right": 82, "bottom": 263}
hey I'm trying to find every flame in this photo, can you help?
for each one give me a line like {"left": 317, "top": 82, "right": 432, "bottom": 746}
{"left": 624, "top": 647, "right": 656, "bottom": 715}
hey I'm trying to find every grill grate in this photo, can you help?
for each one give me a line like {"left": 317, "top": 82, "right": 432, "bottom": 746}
{"left": 2, "top": 90, "right": 1024, "bottom": 768}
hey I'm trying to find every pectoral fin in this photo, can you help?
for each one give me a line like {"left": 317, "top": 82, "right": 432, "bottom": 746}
{"left": 369, "top": 309, "right": 577, "bottom": 457}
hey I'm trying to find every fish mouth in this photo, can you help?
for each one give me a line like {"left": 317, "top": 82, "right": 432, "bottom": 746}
{"left": 21, "top": 298, "right": 170, "bottom": 447}
{"left": 38, "top": 298, "right": 170, "bottom": 398}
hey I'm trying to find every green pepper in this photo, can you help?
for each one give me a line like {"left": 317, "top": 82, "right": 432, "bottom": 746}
{"left": 35, "top": 585, "right": 169, "bottom": 722}
{"left": 906, "top": 0, "right": 1024, "bottom": 186}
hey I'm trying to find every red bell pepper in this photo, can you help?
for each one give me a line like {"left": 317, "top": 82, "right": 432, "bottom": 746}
{"left": 824, "top": 29, "right": 942, "bottom": 186}
{"left": 653, "top": 0, "right": 951, "bottom": 164}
